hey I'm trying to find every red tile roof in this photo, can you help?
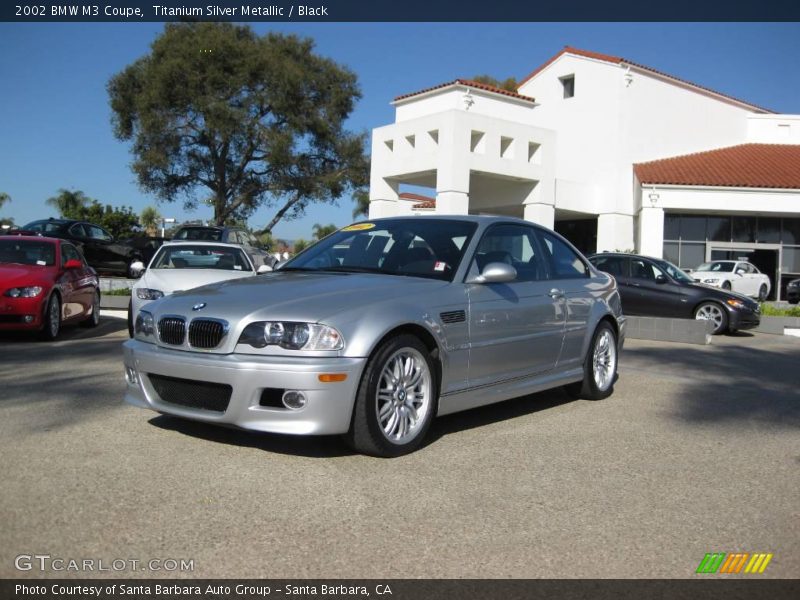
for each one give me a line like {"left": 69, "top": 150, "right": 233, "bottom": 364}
{"left": 517, "top": 46, "right": 772, "bottom": 113}
{"left": 634, "top": 144, "right": 800, "bottom": 189}
{"left": 394, "top": 79, "right": 536, "bottom": 104}
{"left": 399, "top": 192, "right": 436, "bottom": 209}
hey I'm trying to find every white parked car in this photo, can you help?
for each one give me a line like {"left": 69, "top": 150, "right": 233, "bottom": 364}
{"left": 692, "top": 260, "right": 771, "bottom": 300}
{"left": 128, "top": 241, "right": 270, "bottom": 336}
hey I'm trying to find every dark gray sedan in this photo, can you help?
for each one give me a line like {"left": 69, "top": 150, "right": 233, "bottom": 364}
{"left": 124, "top": 216, "right": 625, "bottom": 457}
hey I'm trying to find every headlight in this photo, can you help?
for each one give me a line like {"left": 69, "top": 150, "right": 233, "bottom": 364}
{"left": 134, "top": 310, "right": 156, "bottom": 341}
{"left": 136, "top": 288, "right": 164, "bottom": 300}
{"left": 4, "top": 286, "right": 43, "bottom": 298}
{"left": 702, "top": 279, "right": 718, "bottom": 284}
{"left": 725, "top": 298, "right": 745, "bottom": 309}
{"left": 238, "top": 321, "right": 343, "bottom": 350}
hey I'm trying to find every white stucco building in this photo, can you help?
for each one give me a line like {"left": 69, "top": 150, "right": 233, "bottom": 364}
{"left": 369, "top": 47, "right": 800, "bottom": 299}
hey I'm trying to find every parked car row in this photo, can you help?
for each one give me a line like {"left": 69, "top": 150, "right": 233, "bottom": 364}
{"left": 10, "top": 219, "right": 275, "bottom": 280}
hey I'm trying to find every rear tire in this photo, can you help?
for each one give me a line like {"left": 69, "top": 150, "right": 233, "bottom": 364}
{"left": 81, "top": 290, "right": 101, "bottom": 328}
{"left": 344, "top": 334, "right": 437, "bottom": 457}
{"left": 40, "top": 294, "right": 61, "bottom": 340}
{"left": 694, "top": 302, "right": 728, "bottom": 335}
{"left": 564, "top": 321, "right": 618, "bottom": 401}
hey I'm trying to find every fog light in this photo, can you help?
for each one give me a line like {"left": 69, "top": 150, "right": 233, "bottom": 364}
{"left": 23, "top": 315, "right": 34, "bottom": 323}
{"left": 282, "top": 390, "right": 307, "bottom": 410}
{"left": 125, "top": 366, "right": 139, "bottom": 385}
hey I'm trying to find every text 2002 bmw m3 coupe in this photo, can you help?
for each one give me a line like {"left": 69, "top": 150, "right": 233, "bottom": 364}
{"left": 123, "top": 216, "right": 625, "bottom": 457}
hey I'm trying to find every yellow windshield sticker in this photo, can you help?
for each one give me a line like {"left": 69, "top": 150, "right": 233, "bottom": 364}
{"left": 342, "top": 223, "right": 376, "bottom": 232}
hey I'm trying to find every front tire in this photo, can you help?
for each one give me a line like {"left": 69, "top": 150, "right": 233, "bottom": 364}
{"left": 758, "top": 284, "right": 768, "bottom": 302}
{"left": 40, "top": 294, "right": 61, "bottom": 340}
{"left": 722, "top": 280, "right": 732, "bottom": 291}
{"left": 345, "top": 334, "right": 437, "bottom": 457}
{"left": 694, "top": 302, "right": 728, "bottom": 335}
{"left": 564, "top": 321, "right": 618, "bottom": 400}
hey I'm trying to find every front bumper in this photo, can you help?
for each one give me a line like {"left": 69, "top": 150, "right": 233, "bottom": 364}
{"left": 123, "top": 340, "right": 366, "bottom": 435}
{"left": 0, "top": 296, "right": 46, "bottom": 330}
{"left": 727, "top": 307, "right": 760, "bottom": 331}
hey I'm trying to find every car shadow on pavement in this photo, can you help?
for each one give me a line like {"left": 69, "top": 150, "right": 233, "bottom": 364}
{"left": 148, "top": 415, "right": 356, "bottom": 458}
{"left": 0, "top": 316, "right": 127, "bottom": 343}
{"left": 626, "top": 341, "right": 800, "bottom": 428}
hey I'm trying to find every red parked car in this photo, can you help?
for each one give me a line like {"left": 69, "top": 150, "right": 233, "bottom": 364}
{"left": 0, "top": 235, "right": 101, "bottom": 339}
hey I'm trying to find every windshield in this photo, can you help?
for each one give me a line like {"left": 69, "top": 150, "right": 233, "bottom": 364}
{"left": 0, "top": 239, "right": 56, "bottom": 266}
{"left": 150, "top": 245, "right": 252, "bottom": 271}
{"left": 284, "top": 219, "right": 478, "bottom": 281}
{"left": 173, "top": 228, "right": 222, "bottom": 242}
{"left": 655, "top": 259, "right": 694, "bottom": 283}
{"left": 696, "top": 261, "right": 734, "bottom": 273}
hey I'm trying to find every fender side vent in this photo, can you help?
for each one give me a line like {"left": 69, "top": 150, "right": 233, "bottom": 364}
{"left": 440, "top": 310, "right": 466, "bottom": 324}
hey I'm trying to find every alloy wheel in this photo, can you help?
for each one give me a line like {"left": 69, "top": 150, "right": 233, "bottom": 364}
{"left": 375, "top": 348, "right": 432, "bottom": 445}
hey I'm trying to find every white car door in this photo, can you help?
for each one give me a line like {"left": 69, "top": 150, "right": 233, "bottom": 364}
{"left": 732, "top": 262, "right": 752, "bottom": 296}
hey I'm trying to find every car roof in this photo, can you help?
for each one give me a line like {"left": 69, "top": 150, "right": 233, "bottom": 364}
{"left": 174, "top": 225, "right": 227, "bottom": 230}
{"left": 160, "top": 240, "right": 245, "bottom": 249}
{"left": 367, "top": 214, "right": 536, "bottom": 226}
{"left": 0, "top": 235, "right": 61, "bottom": 244}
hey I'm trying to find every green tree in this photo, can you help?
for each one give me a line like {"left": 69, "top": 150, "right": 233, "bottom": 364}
{"left": 292, "top": 239, "right": 309, "bottom": 254}
{"left": 140, "top": 206, "right": 162, "bottom": 236}
{"left": 471, "top": 74, "right": 519, "bottom": 92}
{"left": 0, "top": 192, "right": 10, "bottom": 210}
{"left": 351, "top": 189, "right": 370, "bottom": 219}
{"left": 312, "top": 223, "right": 338, "bottom": 241}
{"left": 108, "top": 23, "right": 368, "bottom": 232}
{"left": 46, "top": 188, "right": 91, "bottom": 219}
{"left": 83, "top": 202, "right": 140, "bottom": 239}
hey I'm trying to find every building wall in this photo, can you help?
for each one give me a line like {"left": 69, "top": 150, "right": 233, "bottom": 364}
{"left": 747, "top": 114, "right": 800, "bottom": 144}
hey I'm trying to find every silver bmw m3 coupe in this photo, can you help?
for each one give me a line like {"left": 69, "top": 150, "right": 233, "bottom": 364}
{"left": 123, "top": 215, "right": 625, "bottom": 457}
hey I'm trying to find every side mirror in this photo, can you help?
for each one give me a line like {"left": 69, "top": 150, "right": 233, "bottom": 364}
{"left": 735, "top": 269, "right": 745, "bottom": 275}
{"left": 129, "top": 261, "right": 146, "bottom": 277}
{"left": 655, "top": 274, "right": 668, "bottom": 284}
{"left": 64, "top": 259, "right": 83, "bottom": 269}
{"left": 257, "top": 264, "right": 273, "bottom": 274}
{"left": 466, "top": 262, "right": 517, "bottom": 284}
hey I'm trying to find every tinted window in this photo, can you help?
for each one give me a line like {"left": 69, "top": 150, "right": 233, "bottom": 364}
{"left": 0, "top": 239, "right": 56, "bottom": 266}
{"left": 663, "top": 215, "right": 681, "bottom": 240}
{"left": 681, "top": 216, "right": 706, "bottom": 241}
{"left": 61, "top": 243, "right": 82, "bottom": 265}
{"left": 174, "top": 228, "right": 222, "bottom": 242}
{"left": 474, "top": 224, "right": 544, "bottom": 282}
{"left": 591, "top": 255, "right": 627, "bottom": 277}
{"left": 87, "top": 225, "right": 112, "bottom": 241}
{"left": 285, "top": 219, "right": 478, "bottom": 282}
{"left": 630, "top": 259, "right": 663, "bottom": 281}
{"left": 732, "top": 217, "right": 755, "bottom": 243}
{"left": 68, "top": 223, "right": 88, "bottom": 237}
{"left": 538, "top": 231, "right": 588, "bottom": 279}
{"left": 707, "top": 216, "right": 731, "bottom": 242}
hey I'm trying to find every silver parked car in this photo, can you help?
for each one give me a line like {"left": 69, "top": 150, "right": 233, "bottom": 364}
{"left": 123, "top": 216, "right": 625, "bottom": 457}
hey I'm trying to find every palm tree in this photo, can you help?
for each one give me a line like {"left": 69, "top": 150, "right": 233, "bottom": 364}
{"left": 46, "top": 189, "right": 90, "bottom": 219}
{"left": 352, "top": 189, "right": 370, "bottom": 219}
{"left": 292, "top": 239, "right": 309, "bottom": 253}
{"left": 0, "top": 192, "right": 10, "bottom": 210}
{"left": 140, "top": 206, "right": 161, "bottom": 236}
{"left": 312, "top": 223, "right": 338, "bottom": 241}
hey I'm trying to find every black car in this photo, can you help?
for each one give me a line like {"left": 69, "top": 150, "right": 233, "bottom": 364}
{"left": 787, "top": 278, "right": 800, "bottom": 305}
{"left": 171, "top": 225, "right": 276, "bottom": 269}
{"left": 23, "top": 218, "right": 144, "bottom": 278}
{"left": 588, "top": 252, "right": 760, "bottom": 334}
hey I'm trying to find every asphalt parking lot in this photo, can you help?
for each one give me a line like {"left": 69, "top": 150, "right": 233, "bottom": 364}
{"left": 1, "top": 318, "right": 798, "bottom": 579}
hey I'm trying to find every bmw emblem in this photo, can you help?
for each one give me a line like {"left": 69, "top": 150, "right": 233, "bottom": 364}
{"left": 192, "top": 302, "right": 207, "bottom": 311}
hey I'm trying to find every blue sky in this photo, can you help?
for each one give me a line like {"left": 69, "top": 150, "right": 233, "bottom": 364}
{"left": 1, "top": 22, "right": 799, "bottom": 242}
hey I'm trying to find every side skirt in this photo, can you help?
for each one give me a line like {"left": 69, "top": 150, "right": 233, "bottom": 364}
{"left": 437, "top": 367, "right": 584, "bottom": 416}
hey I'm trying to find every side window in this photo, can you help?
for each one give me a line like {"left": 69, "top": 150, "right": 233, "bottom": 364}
{"left": 631, "top": 259, "right": 664, "bottom": 281}
{"left": 538, "top": 231, "right": 589, "bottom": 279}
{"left": 61, "top": 243, "right": 82, "bottom": 265}
{"left": 69, "top": 224, "right": 87, "bottom": 238}
{"left": 88, "top": 226, "right": 112, "bottom": 241}
{"left": 473, "top": 224, "right": 544, "bottom": 282}
{"left": 591, "top": 256, "right": 627, "bottom": 277}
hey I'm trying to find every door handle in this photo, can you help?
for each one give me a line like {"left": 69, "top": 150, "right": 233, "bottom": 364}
{"left": 548, "top": 288, "right": 565, "bottom": 298}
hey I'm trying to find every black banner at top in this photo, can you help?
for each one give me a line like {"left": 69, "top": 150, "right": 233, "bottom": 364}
{"left": 2, "top": 0, "right": 800, "bottom": 22}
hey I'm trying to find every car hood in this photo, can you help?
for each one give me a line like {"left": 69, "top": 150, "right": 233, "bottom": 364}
{"left": 693, "top": 272, "right": 731, "bottom": 280}
{"left": 136, "top": 268, "right": 255, "bottom": 296}
{"left": 0, "top": 264, "right": 54, "bottom": 289}
{"left": 679, "top": 279, "right": 756, "bottom": 305}
{"left": 149, "top": 270, "right": 448, "bottom": 323}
